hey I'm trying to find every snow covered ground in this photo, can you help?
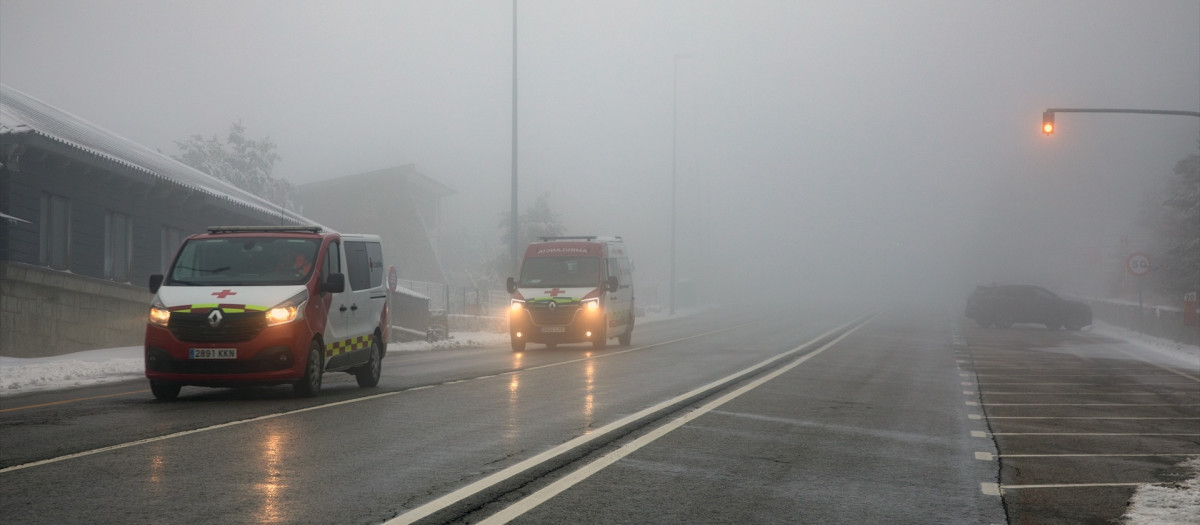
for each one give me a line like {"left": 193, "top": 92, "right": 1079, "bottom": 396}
{"left": 0, "top": 320, "right": 1195, "bottom": 523}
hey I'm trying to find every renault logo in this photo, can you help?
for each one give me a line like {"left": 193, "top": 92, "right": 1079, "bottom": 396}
{"left": 208, "top": 309, "right": 223, "bottom": 328}
{"left": 547, "top": 301, "right": 557, "bottom": 311}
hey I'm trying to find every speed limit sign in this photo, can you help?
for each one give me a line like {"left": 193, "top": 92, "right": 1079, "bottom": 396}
{"left": 1127, "top": 253, "right": 1150, "bottom": 276}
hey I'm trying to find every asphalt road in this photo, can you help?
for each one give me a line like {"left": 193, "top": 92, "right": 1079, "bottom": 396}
{"left": 2, "top": 306, "right": 1118, "bottom": 524}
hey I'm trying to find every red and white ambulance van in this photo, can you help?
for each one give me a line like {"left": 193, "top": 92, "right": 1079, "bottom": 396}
{"left": 145, "top": 226, "right": 388, "bottom": 400}
{"left": 505, "top": 236, "right": 635, "bottom": 352}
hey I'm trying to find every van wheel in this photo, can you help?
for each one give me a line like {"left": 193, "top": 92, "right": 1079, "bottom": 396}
{"left": 354, "top": 336, "right": 382, "bottom": 388}
{"left": 593, "top": 325, "right": 607, "bottom": 350}
{"left": 511, "top": 338, "right": 525, "bottom": 352}
{"left": 294, "top": 339, "right": 323, "bottom": 397}
{"left": 618, "top": 315, "right": 634, "bottom": 346}
{"left": 150, "top": 381, "right": 181, "bottom": 401}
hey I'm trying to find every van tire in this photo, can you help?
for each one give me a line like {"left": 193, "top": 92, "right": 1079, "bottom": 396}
{"left": 354, "top": 336, "right": 382, "bottom": 388}
{"left": 618, "top": 315, "right": 634, "bottom": 346}
{"left": 294, "top": 339, "right": 323, "bottom": 397}
{"left": 592, "top": 324, "right": 607, "bottom": 350}
{"left": 150, "top": 381, "right": 181, "bottom": 401}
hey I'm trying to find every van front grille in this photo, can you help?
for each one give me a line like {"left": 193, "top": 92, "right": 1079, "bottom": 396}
{"left": 526, "top": 303, "right": 580, "bottom": 326}
{"left": 168, "top": 311, "right": 267, "bottom": 342}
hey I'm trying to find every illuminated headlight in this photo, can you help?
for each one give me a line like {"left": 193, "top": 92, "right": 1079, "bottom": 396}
{"left": 510, "top": 299, "right": 525, "bottom": 312}
{"left": 148, "top": 300, "right": 171, "bottom": 327}
{"left": 266, "top": 290, "right": 308, "bottom": 326}
{"left": 583, "top": 298, "right": 600, "bottom": 312}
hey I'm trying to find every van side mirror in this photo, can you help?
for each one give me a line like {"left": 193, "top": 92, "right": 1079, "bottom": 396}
{"left": 323, "top": 273, "right": 346, "bottom": 294}
{"left": 506, "top": 277, "right": 517, "bottom": 294}
{"left": 606, "top": 276, "right": 619, "bottom": 292}
{"left": 149, "top": 274, "right": 164, "bottom": 294}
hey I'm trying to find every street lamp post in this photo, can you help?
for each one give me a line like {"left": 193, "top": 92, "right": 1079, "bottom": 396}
{"left": 1041, "top": 107, "right": 1200, "bottom": 135}
{"left": 510, "top": 0, "right": 520, "bottom": 278}
{"left": 670, "top": 53, "right": 689, "bottom": 316}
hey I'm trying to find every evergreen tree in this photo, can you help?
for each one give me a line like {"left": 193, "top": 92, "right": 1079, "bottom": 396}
{"left": 1157, "top": 144, "right": 1200, "bottom": 296}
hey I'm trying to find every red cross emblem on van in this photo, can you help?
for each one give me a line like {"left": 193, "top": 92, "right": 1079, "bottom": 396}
{"left": 211, "top": 289, "right": 237, "bottom": 299}
{"left": 545, "top": 288, "right": 565, "bottom": 297}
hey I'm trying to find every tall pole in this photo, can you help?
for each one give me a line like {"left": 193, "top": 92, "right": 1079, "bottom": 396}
{"left": 510, "top": 0, "right": 520, "bottom": 279}
{"left": 669, "top": 55, "right": 679, "bottom": 316}
{"left": 669, "top": 54, "right": 688, "bottom": 315}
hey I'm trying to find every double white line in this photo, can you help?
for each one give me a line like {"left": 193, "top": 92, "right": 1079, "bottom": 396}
{"left": 386, "top": 315, "right": 872, "bottom": 524}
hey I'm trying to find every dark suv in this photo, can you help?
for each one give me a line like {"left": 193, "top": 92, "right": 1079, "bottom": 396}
{"left": 965, "top": 284, "right": 1092, "bottom": 330}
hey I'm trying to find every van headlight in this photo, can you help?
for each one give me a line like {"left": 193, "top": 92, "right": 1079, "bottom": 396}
{"left": 149, "top": 299, "right": 171, "bottom": 327}
{"left": 510, "top": 299, "right": 525, "bottom": 312}
{"left": 266, "top": 290, "right": 308, "bottom": 326}
{"left": 582, "top": 298, "right": 600, "bottom": 312}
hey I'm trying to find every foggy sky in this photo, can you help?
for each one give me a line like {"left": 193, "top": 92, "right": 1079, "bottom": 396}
{"left": 2, "top": 0, "right": 1197, "bottom": 307}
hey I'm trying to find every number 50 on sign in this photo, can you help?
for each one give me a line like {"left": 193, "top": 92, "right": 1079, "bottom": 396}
{"left": 1127, "top": 253, "right": 1150, "bottom": 276}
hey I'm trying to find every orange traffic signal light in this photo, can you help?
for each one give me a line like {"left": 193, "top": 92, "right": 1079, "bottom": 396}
{"left": 1042, "top": 111, "right": 1055, "bottom": 134}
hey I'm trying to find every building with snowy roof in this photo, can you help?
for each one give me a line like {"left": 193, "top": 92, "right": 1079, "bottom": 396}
{"left": 0, "top": 83, "right": 315, "bottom": 357}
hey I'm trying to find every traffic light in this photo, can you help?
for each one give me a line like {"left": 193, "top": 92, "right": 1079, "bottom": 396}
{"left": 1042, "top": 111, "right": 1055, "bottom": 135}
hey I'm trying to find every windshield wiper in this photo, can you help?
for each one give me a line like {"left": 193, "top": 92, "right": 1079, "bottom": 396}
{"left": 174, "top": 265, "right": 231, "bottom": 274}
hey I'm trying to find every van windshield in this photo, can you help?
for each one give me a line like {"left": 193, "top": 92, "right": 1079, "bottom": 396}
{"left": 519, "top": 256, "right": 601, "bottom": 288}
{"left": 165, "top": 237, "right": 320, "bottom": 286}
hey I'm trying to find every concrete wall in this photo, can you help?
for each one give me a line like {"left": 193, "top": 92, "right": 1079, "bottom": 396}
{"left": 1, "top": 261, "right": 150, "bottom": 357}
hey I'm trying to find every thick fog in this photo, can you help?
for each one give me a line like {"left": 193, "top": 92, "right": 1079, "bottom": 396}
{"left": 3, "top": 1, "right": 1197, "bottom": 310}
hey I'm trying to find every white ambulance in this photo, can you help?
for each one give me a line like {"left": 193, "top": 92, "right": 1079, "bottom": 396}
{"left": 145, "top": 226, "right": 388, "bottom": 400}
{"left": 506, "top": 236, "right": 635, "bottom": 352}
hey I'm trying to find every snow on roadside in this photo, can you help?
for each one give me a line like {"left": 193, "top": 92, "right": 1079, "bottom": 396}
{"left": 0, "top": 332, "right": 509, "bottom": 397}
{"left": 1122, "top": 458, "right": 1200, "bottom": 525}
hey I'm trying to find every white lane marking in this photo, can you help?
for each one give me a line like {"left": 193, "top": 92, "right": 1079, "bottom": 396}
{"left": 0, "top": 389, "right": 405, "bottom": 474}
{"left": 472, "top": 319, "right": 872, "bottom": 525}
{"left": 382, "top": 317, "right": 870, "bottom": 525}
{"left": 971, "top": 431, "right": 989, "bottom": 438}
{"left": 965, "top": 401, "right": 979, "bottom": 406}
{"left": 968, "top": 414, "right": 983, "bottom": 420}
{"left": 0, "top": 318, "right": 768, "bottom": 475}
{"left": 975, "top": 452, "right": 994, "bottom": 461}
{"left": 980, "top": 483, "right": 1001, "bottom": 496}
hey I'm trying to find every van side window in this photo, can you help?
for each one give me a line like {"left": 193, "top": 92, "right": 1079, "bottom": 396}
{"left": 345, "top": 241, "right": 371, "bottom": 291}
{"left": 366, "top": 242, "right": 384, "bottom": 288}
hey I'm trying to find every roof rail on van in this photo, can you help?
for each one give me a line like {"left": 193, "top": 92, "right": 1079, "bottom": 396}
{"left": 538, "top": 235, "right": 598, "bottom": 242}
{"left": 207, "top": 225, "right": 324, "bottom": 234}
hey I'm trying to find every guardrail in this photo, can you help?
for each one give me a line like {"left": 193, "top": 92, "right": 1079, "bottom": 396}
{"left": 1086, "top": 299, "right": 1199, "bottom": 346}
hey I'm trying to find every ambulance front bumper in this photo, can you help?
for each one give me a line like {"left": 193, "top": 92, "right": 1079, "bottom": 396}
{"left": 144, "top": 322, "right": 309, "bottom": 386}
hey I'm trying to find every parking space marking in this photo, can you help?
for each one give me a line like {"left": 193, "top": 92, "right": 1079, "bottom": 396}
{"left": 999, "top": 482, "right": 1146, "bottom": 491}
{"left": 998, "top": 453, "right": 1200, "bottom": 458}
{"left": 987, "top": 416, "right": 1198, "bottom": 420}
{"left": 979, "top": 392, "right": 1164, "bottom": 395}
{"left": 991, "top": 432, "right": 1200, "bottom": 436}
{"left": 982, "top": 403, "right": 1198, "bottom": 406}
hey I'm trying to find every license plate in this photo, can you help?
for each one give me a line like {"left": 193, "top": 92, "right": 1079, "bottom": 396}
{"left": 190, "top": 348, "right": 237, "bottom": 359}
{"left": 540, "top": 326, "right": 566, "bottom": 333}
